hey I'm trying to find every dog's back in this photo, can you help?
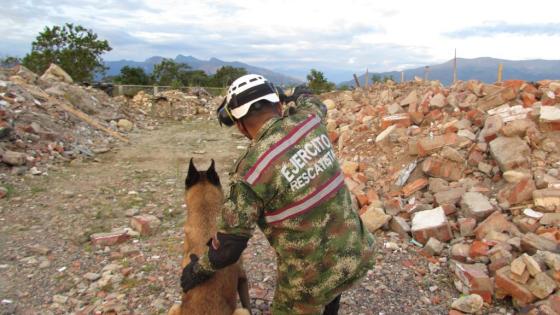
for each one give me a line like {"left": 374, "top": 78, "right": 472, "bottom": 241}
{"left": 168, "top": 159, "right": 249, "bottom": 315}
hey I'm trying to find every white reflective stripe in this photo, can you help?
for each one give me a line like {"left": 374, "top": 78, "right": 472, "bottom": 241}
{"left": 246, "top": 115, "right": 321, "bottom": 185}
{"left": 265, "top": 172, "right": 344, "bottom": 224}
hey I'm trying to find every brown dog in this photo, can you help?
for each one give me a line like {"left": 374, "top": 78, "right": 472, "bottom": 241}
{"left": 168, "top": 159, "right": 251, "bottom": 315}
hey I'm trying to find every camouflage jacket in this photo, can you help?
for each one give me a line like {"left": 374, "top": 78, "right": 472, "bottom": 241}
{"left": 199, "top": 95, "right": 375, "bottom": 310}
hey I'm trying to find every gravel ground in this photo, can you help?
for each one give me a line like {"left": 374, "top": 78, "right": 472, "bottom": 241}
{"left": 0, "top": 119, "right": 513, "bottom": 314}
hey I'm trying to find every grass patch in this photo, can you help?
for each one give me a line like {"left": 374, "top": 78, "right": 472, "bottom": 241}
{"left": 141, "top": 263, "right": 156, "bottom": 273}
{"left": 2, "top": 183, "right": 15, "bottom": 199}
{"left": 121, "top": 277, "right": 141, "bottom": 290}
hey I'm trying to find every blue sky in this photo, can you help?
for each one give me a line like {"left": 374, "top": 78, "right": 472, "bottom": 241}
{"left": 1, "top": 0, "right": 560, "bottom": 82}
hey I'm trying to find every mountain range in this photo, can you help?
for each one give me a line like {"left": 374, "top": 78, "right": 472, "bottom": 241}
{"left": 340, "top": 57, "right": 560, "bottom": 87}
{"left": 103, "top": 55, "right": 302, "bottom": 85}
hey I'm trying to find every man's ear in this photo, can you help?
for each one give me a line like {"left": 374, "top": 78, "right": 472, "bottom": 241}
{"left": 206, "top": 159, "right": 221, "bottom": 187}
{"left": 185, "top": 158, "right": 200, "bottom": 189}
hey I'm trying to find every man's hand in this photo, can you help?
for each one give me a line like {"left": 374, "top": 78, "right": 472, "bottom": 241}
{"left": 276, "top": 86, "right": 288, "bottom": 104}
{"left": 288, "top": 85, "right": 313, "bottom": 103}
{"left": 181, "top": 254, "right": 212, "bottom": 293}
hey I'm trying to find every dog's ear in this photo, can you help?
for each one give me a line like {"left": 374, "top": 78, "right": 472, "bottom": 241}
{"left": 206, "top": 159, "right": 221, "bottom": 187}
{"left": 185, "top": 158, "right": 200, "bottom": 189}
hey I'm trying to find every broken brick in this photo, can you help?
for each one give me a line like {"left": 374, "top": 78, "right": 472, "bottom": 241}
{"left": 489, "top": 136, "right": 531, "bottom": 172}
{"left": 454, "top": 263, "right": 494, "bottom": 303}
{"left": 497, "top": 178, "right": 536, "bottom": 206}
{"left": 402, "top": 177, "right": 428, "bottom": 197}
{"left": 130, "top": 214, "right": 161, "bottom": 236}
{"left": 474, "top": 211, "right": 521, "bottom": 240}
{"left": 533, "top": 188, "right": 560, "bottom": 212}
{"left": 422, "top": 157, "right": 465, "bottom": 181}
{"left": 495, "top": 266, "right": 536, "bottom": 305}
{"left": 91, "top": 230, "right": 130, "bottom": 246}
{"left": 411, "top": 207, "right": 452, "bottom": 244}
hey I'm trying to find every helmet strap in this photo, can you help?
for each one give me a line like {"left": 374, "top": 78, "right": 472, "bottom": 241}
{"left": 237, "top": 118, "right": 252, "bottom": 140}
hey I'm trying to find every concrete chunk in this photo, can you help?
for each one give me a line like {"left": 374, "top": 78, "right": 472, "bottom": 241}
{"left": 527, "top": 272, "right": 557, "bottom": 299}
{"left": 489, "top": 136, "right": 530, "bottom": 172}
{"left": 533, "top": 188, "right": 560, "bottom": 212}
{"left": 411, "top": 207, "right": 452, "bottom": 244}
{"left": 461, "top": 192, "right": 494, "bottom": 221}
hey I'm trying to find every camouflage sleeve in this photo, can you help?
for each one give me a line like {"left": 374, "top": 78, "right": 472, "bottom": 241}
{"left": 295, "top": 95, "right": 328, "bottom": 120}
{"left": 196, "top": 179, "right": 263, "bottom": 274}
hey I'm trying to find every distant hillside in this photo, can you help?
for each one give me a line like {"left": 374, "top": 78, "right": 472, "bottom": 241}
{"left": 103, "top": 55, "right": 302, "bottom": 86}
{"left": 340, "top": 57, "right": 560, "bottom": 86}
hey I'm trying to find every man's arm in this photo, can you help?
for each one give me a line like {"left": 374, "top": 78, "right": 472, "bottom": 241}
{"left": 283, "top": 85, "right": 328, "bottom": 120}
{"left": 181, "top": 180, "right": 262, "bottom": 292}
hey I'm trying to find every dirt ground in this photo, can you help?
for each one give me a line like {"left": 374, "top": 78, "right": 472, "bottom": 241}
{"left": 0, "top": 118, "right": 512, "bottom": 315}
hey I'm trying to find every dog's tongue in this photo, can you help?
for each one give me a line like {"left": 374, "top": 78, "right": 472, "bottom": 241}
{"left": 211, "top": 235, "right": 220, "bottom": 250}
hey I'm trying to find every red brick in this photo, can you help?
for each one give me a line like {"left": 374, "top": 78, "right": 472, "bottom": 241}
{"left": 478, "top": 115, "right": 503, "bottom": 142}
{"left": 130, "top": 214, "right": 161, "bottom": 236}
{"left": 466, "top": 109, "right": 485, "bottom": 127}
{"left": 477, "top": 87, "right": 518, "bottom": 112}
{"left": 380, "top": 113, "right": 411, "bottom": 129}
{"left": 355, "top": 193, "right": 369, "bottom": 208}
{"left": 366, "top": 189, "right": 379, "bottom": 203}
{"left": 449, "top": 310, "right": 465, "bottom": 315}
{"left": 549, "top": 295, "right": 560, "bottom": 313}
{"left": 502, "top": 80, "right": 525, "bottom": 91}
{"left": 495, "top": 266, "right": 536, "bottom": 305}
{"left": 417, "top": 133, "right": 458, "bottom": 157}
{"left": 409, "top": 111, "right": 424, "bottom": 125}
{"left": 467, "top": 149, "right": 484, "bottom": 166}
{"left": 424, "top": 109, "right": 443, "bottom": 122}
{"left": 521, "top": 92, "right": 536, "bottom": 107}
{"left": 474, "top": 211, "right": 521, "bottom": 240}
{"left": 327, "top": 131, "right": 339, "bottom": 143}
{"left": 454, "top": 263, "right": 494, "bottom": 303}
{"left": 497, "top": 178, "right": 536, "bottom": 205}
{"left": 91, "top": 230, "right": 130, "bottom": 246}
{"left": 402, "top": 178, "right": 428, "bottom": 197}
{"left": 469, "top": 240, "right": 490, "bottom": 258}
{"left": 384, "top": 197, "right": 402, "bottom": 216}
{"left": 421, "top": 156, "right": 465, "bottom": 181}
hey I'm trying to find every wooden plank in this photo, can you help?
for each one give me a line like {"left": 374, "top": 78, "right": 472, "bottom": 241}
{"left": 353, "top": 74, "right": 361, "bottom": 88}
{"left": 55, "top": 102, "right": 129, "bottom": 142}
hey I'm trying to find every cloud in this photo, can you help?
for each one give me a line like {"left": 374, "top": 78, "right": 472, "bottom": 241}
{"left": 445, "top": 22, "right": 560, "bottom": 38}
{"left": 1, "top": 0, "right": 560, "bottom": 82}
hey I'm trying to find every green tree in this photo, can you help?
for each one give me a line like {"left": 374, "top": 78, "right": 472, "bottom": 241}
{"left": 151, "top": 59, "right": 190, "bottom": 86}
{"left": 371, "top": 74, "right": 382, "bottom": 83}
{"left": 0, "top": 56, "right": 21, "bottom": 68}
{"left": 306, "top": 69, "right": 335, "bottom": 94}
{"left": 180, "top": 70, "right": 210, "bottom": 86}
{"left": 22, "top": 23, "right": 111, "bottom": 82}
{"left": 113, "top": 66, "right": 151, "bottom": 85}
{"left": 338, "top": 84, "right": 350, "bottom": 91}
{"left": 383, "top": 75, "right": 394, "bottom": 82}
{"left": 211, "top": 66, "right": 248, "bottom": 87}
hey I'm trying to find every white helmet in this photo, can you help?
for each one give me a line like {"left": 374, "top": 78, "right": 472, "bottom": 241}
{"left": 225, "top": 74, "right": 280, "bottom": 119}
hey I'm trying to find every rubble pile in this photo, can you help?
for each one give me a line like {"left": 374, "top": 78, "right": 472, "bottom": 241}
{"left": 123, "top": 89, "right": 220, "bottom": 120}
{"left": 0, "top": 64, "right": 137, "bottom": 176}
{"left": 323, "top": 78, "right": 560, "bottom": 312}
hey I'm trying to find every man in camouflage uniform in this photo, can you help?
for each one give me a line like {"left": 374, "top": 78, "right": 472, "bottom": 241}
{"left": 181, "top": 74, "right": 375, "bottom": 315}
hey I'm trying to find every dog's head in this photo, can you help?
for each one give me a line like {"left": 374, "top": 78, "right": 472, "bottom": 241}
{"left": 185, "top": 158, "right": 221, "bottom": 190}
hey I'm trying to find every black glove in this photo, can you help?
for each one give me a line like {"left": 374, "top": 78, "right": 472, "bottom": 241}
{"left": 180, "top": 254, "right": 212, "bottom": 293}
{"left": 276, "top": 86, "right": 288, "bottom": 104}
{"left": 207, "top": 233, "right": 249, "bottom": 269}
{"left": 288, "top": 85, "right": 313, "bottom": 103}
